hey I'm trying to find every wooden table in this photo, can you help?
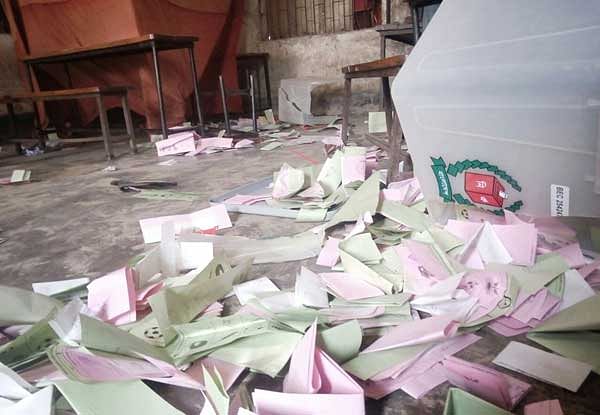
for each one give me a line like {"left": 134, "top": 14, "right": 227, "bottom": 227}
{"left": 22, "top": 34, "right": 204, "bottom": 140}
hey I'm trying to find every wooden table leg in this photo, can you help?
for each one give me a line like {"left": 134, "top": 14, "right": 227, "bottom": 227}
{"left": 382, "top": 76, "right": 393, "bottom": 137}
{"left": 121, "top": 95, "right": 137, "bottom": 154}
{"left": 96, "top": 95, "right": 113, "bottom": 160}
{"left": 219, "top": 75, "right": 231, "bottom": 136}
{"left": 342, "top": 76, "right": 352, "bottom": 144}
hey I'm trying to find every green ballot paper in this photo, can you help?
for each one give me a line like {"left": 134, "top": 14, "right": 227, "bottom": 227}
{"left": 168, "top": 315, "right": 272, "bottom": 362}
{"left": 54, "top": 379, "right": 184, "bottom": 415}
{"left": 0, "top": 285, "right": 61, "bottom": 326}
{"left": 527, "top": 294, "right": 600, "bottom": 374}
{"left": 444, "top": 388, "right": 513, "bottom": 415}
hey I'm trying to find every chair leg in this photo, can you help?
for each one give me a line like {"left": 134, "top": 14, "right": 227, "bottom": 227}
{"left": 342, "top": 76, "right": 352, "bottom": 144}
{"left": 382, "top": 76, "right": 393, "bottom": 138}
{"left": 219, "top": 75, "right": 231, "bottom": 136}
{"left": 96, "top": 95, "right": 113, "bottom": 160}
{"left": 121, "top": 95, "right": 137, "bottom": 154}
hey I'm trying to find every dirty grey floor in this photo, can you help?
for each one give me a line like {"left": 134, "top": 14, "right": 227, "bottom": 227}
{"left": 1, "top": 136, "right": 599, "bottom": 414}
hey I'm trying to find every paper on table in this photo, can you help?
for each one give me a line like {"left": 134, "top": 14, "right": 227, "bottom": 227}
{"left": 460, "top": 271, "right": 508, "bottom": 321}
{"left": 0, "top": 285, "right": 61, "bottom": 326}
{"left": 32, "top": 278, "right": 89, "bottom": 297}
{"left": 318, "top": 320, "right": 362, "bottom": 363}
{"left": 234, "top": 278, "right": 280, "bottom": 306}
{"left": 87, "top": 267, "right": 136, "bottom": 325}
{"left": 319, "top": 273, "right": 384, "bottom": 301}
{"left": 558, "top": 270, "right": 595, "bottom": 311}
{"left": 316, "top": 237, "right": 341, "bottom": 267}
{"left": 178, "top": 241, "right": 214, "bottom": 272}
{"left": 295, "top": 267, "right": 329, "bottom": 309}
{"left": 405, "top": 240, "right": 451, "bottom": 280}
{"left": 524, "top": 400, "right": 564, "bottom": 415}
{"left": 55, "top": 379, "right": 184, "bottom": 415}
{"left": 443, "top": 356, "right": 531, "bottom": 410}
{"left": 139, "top": 204, "right": 232, "bottom": 244}
{"left": 3, "top": 385, "right": 53, "bottom": 415}
{"left": 283, "top": 321, "right": 320, "bottom": 393}
{"left": 362, "top": 315, "right": 459, "bottom": 353}
{"left": 443, "top": 388, "right": 513, "bottom": 415}
{"left": 210, "top": 330, "right": 302, "bottom": 377}
{"left": 493, "top": 341, "right": 592, "bottom": 392}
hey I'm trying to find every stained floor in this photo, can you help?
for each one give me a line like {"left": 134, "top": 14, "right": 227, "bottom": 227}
{"left": 0, "top": 138, "right": 599, "bottom": 414}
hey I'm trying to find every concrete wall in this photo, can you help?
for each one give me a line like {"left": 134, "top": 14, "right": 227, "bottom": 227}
{"left": 240, "top": 0, "right": 411, "bottom": 115}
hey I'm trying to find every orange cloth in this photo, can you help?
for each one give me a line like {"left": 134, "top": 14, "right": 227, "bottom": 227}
{"left": 4, "top": 0, "right": 243, "bottom": 129}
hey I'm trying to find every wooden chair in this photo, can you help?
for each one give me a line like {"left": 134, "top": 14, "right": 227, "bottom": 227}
{"left": 341, "top": 55, "right": 409, "bottom": 181}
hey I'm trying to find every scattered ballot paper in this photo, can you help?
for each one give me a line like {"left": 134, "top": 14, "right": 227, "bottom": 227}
{"left": 139, "top": 204, "right": 232, "bottom": 244}
{"left": 493, "top": 341, "right": 592, "bottom": 392}
{"left": 524, "top": 400, "right": 564, "bottom": 415}
{"left": 443, "top": 356, "right": 531, "bottom": 410}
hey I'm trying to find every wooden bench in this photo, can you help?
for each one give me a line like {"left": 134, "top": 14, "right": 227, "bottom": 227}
{"left": 341, "top": 55, "right": 409, "bottom": 181}
{"left": 1, "top": 86, "right": 137, "bottom": 160}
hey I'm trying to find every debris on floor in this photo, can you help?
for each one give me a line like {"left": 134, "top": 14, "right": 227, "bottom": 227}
{"left": 0, "top": 169, "right": 32, "bottom": 185}
{"left": 1, "top": 153, "right": 599, "bottom": 415}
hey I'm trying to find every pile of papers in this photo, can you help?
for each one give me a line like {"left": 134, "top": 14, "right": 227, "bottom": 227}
{"left": 1, "top": 160, "right": 599, "bottom": 414}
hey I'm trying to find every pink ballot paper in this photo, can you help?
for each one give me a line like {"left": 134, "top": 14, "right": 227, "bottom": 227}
{"left": 443, "top": 356, "right": 531, "bottom": 410}
{"left": 524, "top": 400, "right": 564, "bottom": 415}
{"left": 362, "top": 315, "right": 460, "bottom": 353}
{"left": 87, "top": 267, "right": 136, "bottom": 325}
{"left": 253, "top": 322, "right": 364, "bottom": 415}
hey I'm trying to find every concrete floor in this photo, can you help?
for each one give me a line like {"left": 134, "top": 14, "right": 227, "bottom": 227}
{"left": 1, "top": 138, "right": 599, "bottom": 414}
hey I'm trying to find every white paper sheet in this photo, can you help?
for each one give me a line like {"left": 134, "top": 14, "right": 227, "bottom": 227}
{"left": 493, "top": 342, "right": 592, "bottom": 392}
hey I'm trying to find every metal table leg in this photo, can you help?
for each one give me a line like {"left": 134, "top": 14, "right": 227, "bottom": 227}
{"left": 263, "top": 56, "right": 272, "bottom": 109}
{"left": 151, "top": 42, "right": 169, "bottom": 141}
{"left": 250, "top": 74, "right": 258, "bottom": 133}
{"left": 188, "top": 46, "right": 205, "bottom": 136}
{"left": 219, "top": 75, "right": 231, "bottom": 136}
{"left": 342, "top": 77, "right": 352, "bottom": 144}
